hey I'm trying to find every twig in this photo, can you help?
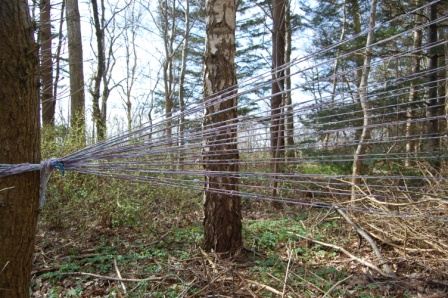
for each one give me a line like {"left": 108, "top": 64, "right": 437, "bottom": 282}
{"left": 0, "top": 261, "right": 9, "bottom": 276}
{"left": 245, "top": 279, "right": 284, "bottom": 296}
{"left": 282, "top": 242, "right": 293, "bottom": 298}
{"left": 114, "top": 258, "right": 127, "bottom": 294}
{"left": 199, "top": 247, "right": 218, "bottom": 273}
{"left": 336, "top": 208, "right": 396, "bottom": 278}
{"left": 60, "top": 271, "right": 165, "bottom": 282}
{"left": 236, "top": 273, "right": 257, "bottom": 298}
{"left": 322, "top": 274, "right": 353, "bottom": 298}
{"left": 31, "top": 266, "right": 61, "bottom": 276}
{"left": 289, "top": 232, "right": 391, "bottom": 278}
{"left": 0, "top": 186, "right": 14, "bottom": 192}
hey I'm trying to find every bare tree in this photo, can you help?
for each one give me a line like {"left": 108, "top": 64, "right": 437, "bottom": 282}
{"left": 202, "top": 0, "right": 242, "bottom": 255}
{"left": 0, "top": 0, "right": 41, "bottom": 296}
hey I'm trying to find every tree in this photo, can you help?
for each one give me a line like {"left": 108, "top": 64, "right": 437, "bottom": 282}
{"left": 66, "top": 0, "right": 86, "bottom": 142}
{"left": 270, "top": 0, "right": 286, "bottom": 207}
{"left": 40, "top": 0, "right": 55, "bottom": 127}
{"left": 0, "top": 0, "right": 41, "bottom": 296}
{"left": 90, "top": 0, "right": 121, "bottom": 140}
{"left": 426, "top": 1, "right": 442, "bottom": 172}
{"left": 202, "top": 0, "right": 242, "bottom": 255}
{"left": 351, "top": 0, "right": 377, "bottom": 199}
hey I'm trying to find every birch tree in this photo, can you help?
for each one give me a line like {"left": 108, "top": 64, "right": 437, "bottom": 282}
{"left": 351, "top": 0, "right": 377, "bottom": 199}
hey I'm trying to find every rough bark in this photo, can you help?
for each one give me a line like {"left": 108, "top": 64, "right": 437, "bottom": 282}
{"left": 0, "top": 1, "right": 41, "bottom": 296}
{"left": 40, "top": 0, "right": 55, "bottom": 127}
{"left": 66, "top": 0, "right": 86, "bottom": 142}
{"left": 202, "top": 0, "right": 242, "bottom": 255}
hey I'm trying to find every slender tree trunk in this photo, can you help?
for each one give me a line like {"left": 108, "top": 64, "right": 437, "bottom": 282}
{"left": 53, "top": 0, "right": 65, "bottom": 109}
{"left": 271, "top": 0, "right": 286, "bottom": 208}
{"left": 40, "top": 0, "right": 55, "bottom": 127}
{"left": 66, "top": 0, "right": 86, "bottom": 142}
{"left": 351, "top": 0, "right": 377, "bottom": 200}
{"left": 124, "top": 2, "right": 138, "bottom": 132}
{"left": 0, "top": 1, "right": 40, "bottom": 296}
{"left": 426, "top": 2, "right": 440, "bottom": 172}
{"left": 91, "top": 0, "right": 107, "bottom": 140}
{"left": 178, "top": 0, "right": 190, "bottom": 169}
{"left": 202, "top": 0, "right": 242, "bottom": 255}
{"left": 284, "top": 0, "right": 294, "bottom": 158}
{"left": 159, "top": 0, "right": 176, "bottom": 168}
{"left": 405, "top": 7, "right": 422, "bottom": 167}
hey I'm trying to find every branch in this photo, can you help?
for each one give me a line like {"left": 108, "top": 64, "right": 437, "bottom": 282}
{"left": 336, "top": 208, "right": 396, "bottom": 278}
{"left": 322, "top": 274, "right": 353, "bottom": 298}
{"left": 289, "top": 232, "right": 391, "bottom": 278}
{"left": 60, "top": 271, "right": 165, "bottom": 282}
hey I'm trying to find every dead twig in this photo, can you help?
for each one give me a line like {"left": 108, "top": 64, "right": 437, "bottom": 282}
{"left": 114, "top": 258, "right": 127, "bottom": 294}
{"left": 236, "top": 273, "right": 257, "bottom": 298}
{"left": 245, "top": 278, "right": 285, "bottom": 296}
{"left": 322, "top": 274, "right": 353, "bottom": 298}
{"left": 31, "top": 266, "right": 61, "bottom": 276}
{"left": 289, "top": 232, "right": 392, "bottom": 278}
{"left": 60, "top": 271, "right": 165, "bottom": 282}
{"left": 0, "top": 261, "right": 9, "bottom": 276}
{"left": 336, "top": 208, "right": 396, "bottom": 278}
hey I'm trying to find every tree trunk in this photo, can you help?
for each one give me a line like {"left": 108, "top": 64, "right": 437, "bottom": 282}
{"left": 178, "top": 0, "right": 190, "bottom": 169}
{"left": 66, "top": 0, "right": 86, "bottom": 142}
{"left": 271, "top": 0, "right": 286, "bottom": 208}
{"left": 351, "top": 0, "right": 377, "bottom": 200}
{"left": 40, "top": 0, "right": 55, "bottom": 127}
{"left": 405, "top": 5, "right": 422, "bottom": 167}
{"left": 202, "top": 0, "right": 242, "bottom": 256}
{"left": 426, "top": 2, "right": 441, "bottom": 172}
{"left": 0, "top": 1, "right": 41, "bottom": 296}
{"left": 284, "top": 0, "right": 294, "bottom": 158}
{"left": 91, "top": 0, "right": 107, "bottom": 140}
{"left": 53, "top": 0, "right": 65, "bottom": 112}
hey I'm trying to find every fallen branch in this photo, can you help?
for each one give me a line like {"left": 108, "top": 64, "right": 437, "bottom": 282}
{"left": 289, "top": 232, "right": 391, "bottom": 278}
{"left": 60, "top": 271, "right": 165, "bottom": 282}
{"left": 336, "top": 208, "right": 396, "bottom": 278}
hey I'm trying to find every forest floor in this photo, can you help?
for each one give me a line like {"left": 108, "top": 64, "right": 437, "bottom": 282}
{"left": 31, "top": 201, "right": 448, "bottom": 297}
